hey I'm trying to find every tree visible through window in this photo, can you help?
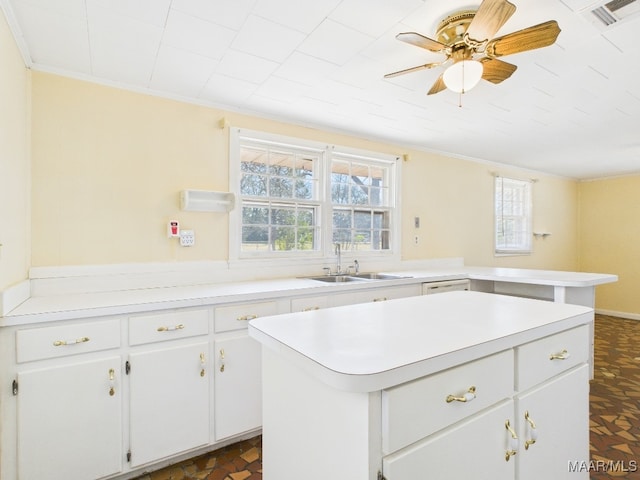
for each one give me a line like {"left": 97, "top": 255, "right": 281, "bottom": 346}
{"left": 495, "top": 176, "right": 532, "bottom": 254}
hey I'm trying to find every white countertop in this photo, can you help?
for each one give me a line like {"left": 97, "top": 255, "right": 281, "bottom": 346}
{"left": 249, "top": 291, "right": 594, "bottom": 392}
{"left": 1, "top": 265, "right": 615, "bottom": 327}
{"left": 462, "top": 266, "right": 617, "bottom": 286}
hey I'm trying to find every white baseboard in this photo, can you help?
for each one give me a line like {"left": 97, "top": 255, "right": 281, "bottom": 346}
{"left": 595, "top": 308, "right": 640, "bottom": 321}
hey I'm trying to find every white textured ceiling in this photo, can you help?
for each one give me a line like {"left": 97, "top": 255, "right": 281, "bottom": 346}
{"left": 2, "top": 0, "right": 639, "bottom": 179}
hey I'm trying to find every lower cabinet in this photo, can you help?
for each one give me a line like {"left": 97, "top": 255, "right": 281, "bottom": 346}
{"left": 383, "top": 400, "right": 515, "bottom": 479}
{"left": 17, "top": 357, "right": 123, "bottom": 480}
{"left": 515, "top": 365, "right": 590, "bottom": 480}
{"left": 128, "top": 341, "right": 210, "bottom": 467}
{"left": 214, "top": 333, "right": 262, "bottom": 440}
{"left": 379, "top": 327, "right": 590, "bottom": 480}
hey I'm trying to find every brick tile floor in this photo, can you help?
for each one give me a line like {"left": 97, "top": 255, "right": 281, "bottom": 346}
{"left": 589, "top": 315, "right": 640, "bottom": 478}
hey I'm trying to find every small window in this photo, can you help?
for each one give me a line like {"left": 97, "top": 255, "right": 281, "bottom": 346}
{"left": 495, "top": 176, "right": 532, "bottom": 254}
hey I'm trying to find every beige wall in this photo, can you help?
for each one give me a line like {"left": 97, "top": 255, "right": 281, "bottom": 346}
{"left": 30, "top": 71, "right": 580, "bottom": 272}
{"left": 401, "top": 152, "right": 579, "bottom": 270}
{"left": 579, "top": 176, "right": 640, "bottom": 316}
{"left": 0, "top": 9, "right": 30, "bottom": 290}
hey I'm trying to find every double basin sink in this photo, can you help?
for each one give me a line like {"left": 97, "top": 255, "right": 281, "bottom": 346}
{"left": 308, "top": 273, "right": 409, "bottom": 283}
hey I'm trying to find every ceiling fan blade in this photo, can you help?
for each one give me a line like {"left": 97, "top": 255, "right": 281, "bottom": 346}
{"left": 485, "top": 20, "right": 561, "bottom": 58}
{"left": 480, "top": 58, "right": 517, "bottom": 84}
{"left": 396, "top": 32, "right": 449, "bottom": 53}
{"left": 427, "top": 74, "right": 447, "bottom": 95}
{"left": 465, "top": 0, "right": 516, "bottom": 44}
{"left": 384, "top": 62, "right": 443, "bottom": 78}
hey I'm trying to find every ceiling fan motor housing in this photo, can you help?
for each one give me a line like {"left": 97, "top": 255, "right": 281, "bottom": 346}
{"left": 436, "top": 11, "right": 476, "bottom": 45}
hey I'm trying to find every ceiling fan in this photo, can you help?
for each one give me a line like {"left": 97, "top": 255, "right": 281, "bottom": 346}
{"left": 385, "top": 0, "right": 561, "bottom": 95}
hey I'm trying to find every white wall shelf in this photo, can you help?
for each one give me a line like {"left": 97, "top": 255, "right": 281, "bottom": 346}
{"left": 180, "top": 190, "right": 235, "bottom": 212}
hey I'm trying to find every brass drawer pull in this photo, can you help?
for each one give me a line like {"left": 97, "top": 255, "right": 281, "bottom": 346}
{"left": 446, "top": 386, "right": 476, "bottom": 403}
{"left": 505, "top": 420, "right": 519, "bottom": 461}
{"left": 302, "top": 306, "right": 320, "bottom": 311}
{"left": 549, "top": 349, "right": 570, "bottom": 360}
{"left": 373, "top": 297, "right": 388, "bottom": 302}
{"left": 237, "top": 314, "right": 258, "bottom": 321}
{"left": 157, "top": 324, "right": 185, "bottom": 332}
{"left": 53, "top": 336, "right": 90, "bottom": 347}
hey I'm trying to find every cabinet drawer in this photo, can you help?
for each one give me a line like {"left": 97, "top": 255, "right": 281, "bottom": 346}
{"left": 516, "top": 325, "right": 589, "bottom": 391}
{"left": 382, "top": 349, "right": 514, "bottom": 454}
{"left": 16, "top": 319, "right": 121, "bottom": 363}
{"left": 129, "top": 309, "right": 209, "bottom": 346}
{"left": 291, "top": 295, "right": 330, "bottom": 312}
{"left": 214, "top": 301, "right": 278, "bottom": 333}
{"left": 332, "top": 284, "right": 421, "bottom": 307}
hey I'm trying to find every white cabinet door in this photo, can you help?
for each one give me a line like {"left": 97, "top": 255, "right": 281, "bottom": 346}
{"left": 17, "top": 357, "right": 122, "bottom": 480}
{"left": 383, "top": 400, "right": 515, "bottom": 480}
{"left": 129, "top": 341, "right": 210, "bottom": 467}
{"left": 214, "top": 333, "right": 262, "bottom": 440}
{"left": 516, "top": 365, "right": 589, "bottom": 480}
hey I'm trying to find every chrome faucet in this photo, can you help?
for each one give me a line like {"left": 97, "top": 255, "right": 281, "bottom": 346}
{"left": 334, "top": 243, "right": 341, "bottom": 274}
{"left": 354, "top": 259, "right": 359, "bottom": 274}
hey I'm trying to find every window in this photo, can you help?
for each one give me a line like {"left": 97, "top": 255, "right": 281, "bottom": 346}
{"left": 230, "top": 129, "right": 399, "bottom": 260}
{"left": 495, "top": 176, "right": 532, "bottom": 254}
{"left": 238, "top": 139, "right": 323, "bottom": 254}
{"left": 331, "top": 153, "right": 392, "bottom": 252}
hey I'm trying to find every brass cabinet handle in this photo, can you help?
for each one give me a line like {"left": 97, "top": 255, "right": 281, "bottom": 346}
{"left": 237, "top": 314, "right": 258, "bottom": 321}
{"left": 53, "top": 336, "right": 90, "bottom": 347}
{"left": 157, "top": 324, "right": 185, "bottom": 332}
{"left": 200, "top": 353, "right": 206, "bottom": 377}
{"left": 524, "top": 411, "right": 538, "bottom": 450}
{"left": 373, "top": 297, "right": 388, "bottom": 302}
{"left": 108, "top": 368, "right": 115, "bottom": 396}
{"left": 219, "top": 349, "right": 225, "bottom": 373}
{"left": 505, "top": 420, "right": 519, "bottom": 461}
{"left": 302, "top": 306, "right": 320, "bottom": 311}
{"left": 549, "top": 349, "right": 570, "bottom": 360}
{"left": 446, "top": 386, "right": 476, "bottom": 403}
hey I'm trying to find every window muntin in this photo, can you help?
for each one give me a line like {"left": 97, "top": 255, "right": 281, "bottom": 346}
{"left": 495, "top": 176, "right": 532, "bottom": 254}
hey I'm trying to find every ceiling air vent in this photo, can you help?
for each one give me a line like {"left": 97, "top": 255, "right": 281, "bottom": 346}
{"left": 563, "top": 0, "right": 640, "bottom": 28}
{"left": 585, "top": 0, "right": 640, "bottom": 28}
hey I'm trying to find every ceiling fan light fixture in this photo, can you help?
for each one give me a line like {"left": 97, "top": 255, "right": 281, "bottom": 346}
{"left": 442, "top": 59, "right": 483, "bottom": 93}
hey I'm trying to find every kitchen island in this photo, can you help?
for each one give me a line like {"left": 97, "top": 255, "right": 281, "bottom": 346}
{"left": 249, "top": 291, "right": 593, "bottom": 480}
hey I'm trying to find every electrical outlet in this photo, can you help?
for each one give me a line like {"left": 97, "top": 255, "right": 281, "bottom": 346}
{"left": 180, "top": 230, "right": 195, "bottom": 247}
